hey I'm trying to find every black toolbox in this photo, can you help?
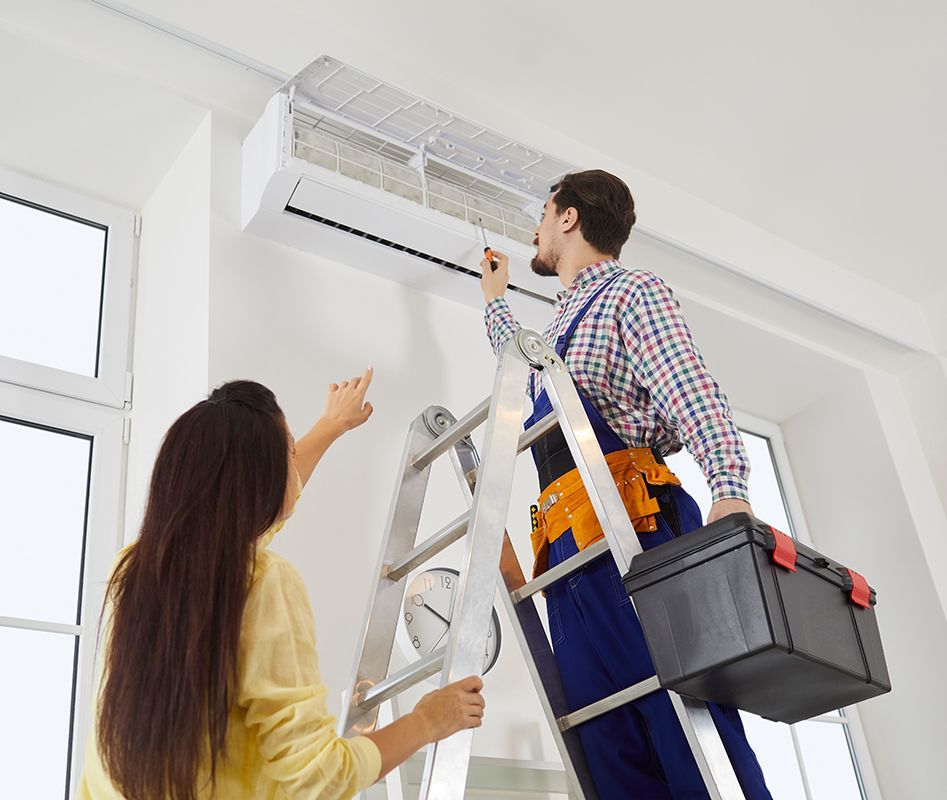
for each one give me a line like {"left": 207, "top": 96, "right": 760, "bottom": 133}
{"left": 622, "top": 513, "right": 890, "bottom": 724}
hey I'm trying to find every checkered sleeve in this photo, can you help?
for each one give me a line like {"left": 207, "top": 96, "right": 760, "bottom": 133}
{"left": 484, "top": 297, "right": 522, "bottom": 357}
{"left": 620, "top": 274, "right": 750, "bottom": 503}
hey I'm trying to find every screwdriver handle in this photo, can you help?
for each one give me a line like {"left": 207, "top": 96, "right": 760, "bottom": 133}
{"left": 484, "top": 246, "right": 498, "bottom": 272}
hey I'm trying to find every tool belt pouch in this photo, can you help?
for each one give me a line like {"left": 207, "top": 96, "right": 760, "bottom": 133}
{"left": 530, "top": 448, "right": 681, "bottom": 579}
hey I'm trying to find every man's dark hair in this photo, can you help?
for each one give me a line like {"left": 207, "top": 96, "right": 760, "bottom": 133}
{"left": 550, "top": 170, "right": 636, "bottom": 257}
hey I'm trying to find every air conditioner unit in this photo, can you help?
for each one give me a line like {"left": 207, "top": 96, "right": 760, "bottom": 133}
{"left": 241, "top": 56, "right": 577, "bottom": 326}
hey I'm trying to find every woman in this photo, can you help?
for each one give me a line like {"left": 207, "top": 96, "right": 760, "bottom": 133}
{"left": 79, "top": 370, "right": 485, "bottom": 799}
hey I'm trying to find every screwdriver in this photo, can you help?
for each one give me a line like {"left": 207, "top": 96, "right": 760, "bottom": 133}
{"left": 478, "top": 218, "right": 499, "bottom": 272}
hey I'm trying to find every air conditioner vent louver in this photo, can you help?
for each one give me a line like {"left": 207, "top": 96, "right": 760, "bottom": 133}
{"left": 284, "top": 205, "right": 550, "bottom": 304}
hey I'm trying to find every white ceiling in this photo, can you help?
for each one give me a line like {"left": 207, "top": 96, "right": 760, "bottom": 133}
{"left": 2, "top": 0, "right": 944, "bottom": 301}
{"left": 0, "top": 23, "right": 204, "bottom": 209}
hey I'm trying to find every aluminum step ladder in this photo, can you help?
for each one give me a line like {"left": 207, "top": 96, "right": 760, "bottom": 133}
{"left": 338, "top": 329, "right": 747, "bottom": 800}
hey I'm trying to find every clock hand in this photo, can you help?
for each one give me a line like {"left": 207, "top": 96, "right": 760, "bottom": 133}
{"left": 421, "top": 602, "right": 452, "bottom": 628}
{"left": 430, "top": 627, "right": 450, "bottom": 651}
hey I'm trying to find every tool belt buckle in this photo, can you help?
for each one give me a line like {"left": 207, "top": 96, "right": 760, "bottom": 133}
{"left": 540, "top": 492, "right": 561, "bottom": 516}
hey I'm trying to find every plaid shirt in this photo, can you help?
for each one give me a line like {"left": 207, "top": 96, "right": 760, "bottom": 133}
{"left": 484, "top": 259, "right": 750, "bottom": 503}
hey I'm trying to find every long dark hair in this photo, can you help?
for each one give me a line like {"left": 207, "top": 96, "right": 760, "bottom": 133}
{"left": 97, "top": 381, "right": 289, "bottom": 800}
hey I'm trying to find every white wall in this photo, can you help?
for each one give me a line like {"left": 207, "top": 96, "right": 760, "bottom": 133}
{"left": 124, "top": 114, "right": 213, "bottom": 539}
{"left": 900, "top": 356, "right": 947, "bottom": 517}
{"left": 921, "top": 288, "right": 947, "bottom": 354}
{"left": 783, "top": 372, "right": 947, "bottom": 798}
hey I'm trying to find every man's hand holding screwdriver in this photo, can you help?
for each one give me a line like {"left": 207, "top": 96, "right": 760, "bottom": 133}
{"left": 480, "top": 250, "right": 510, "bottom": 302}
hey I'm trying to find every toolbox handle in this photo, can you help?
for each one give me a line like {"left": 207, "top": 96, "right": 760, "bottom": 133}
{"left": 841, "top": 568, "right": 874, "bottom": 608}
{"left": 767, "top": 526, "right": 798, "bottom": 572}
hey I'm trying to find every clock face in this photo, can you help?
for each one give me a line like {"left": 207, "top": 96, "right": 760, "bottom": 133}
{"left": 400, "top": 567, "right": 501, "bottom": 675}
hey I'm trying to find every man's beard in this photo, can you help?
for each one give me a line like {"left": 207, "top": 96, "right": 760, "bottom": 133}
{"left": 530, "top": 247, "right": 558, "bottom": 277}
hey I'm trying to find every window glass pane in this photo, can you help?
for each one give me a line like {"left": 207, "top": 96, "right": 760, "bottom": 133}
{"left": 0, "top": 627, "right": 76, "bottom": 799}
{"left": 665, "top": 429, "right": 792, "bottom": 532}
{"left": 795, "top": 719, "right": 863, "bottom": 799}
{"left": 739, "top": 712, "right": 807, "bottom": 799}
{"left": 665, "top": 447, "right": 713, "bottom": 518}
{"left": 0, "top": 193, "right": 107, "bottom": 377}
{"left": 740, "top": 431, "right": 792, "bottom": 533}
{"left": 0, "top": 417, "right": 91, "bottom": 624}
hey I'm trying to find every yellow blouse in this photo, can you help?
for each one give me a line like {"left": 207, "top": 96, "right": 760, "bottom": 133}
{"left": 77, "top": 547, "right": 382, "bottom": 799}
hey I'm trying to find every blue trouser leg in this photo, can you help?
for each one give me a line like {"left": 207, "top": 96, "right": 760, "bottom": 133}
{"left": 546, "top": 485, "right": 773, "bottom": 800}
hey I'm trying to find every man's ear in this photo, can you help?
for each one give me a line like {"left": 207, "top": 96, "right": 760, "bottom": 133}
{"left": 560, "top": 206, "right": 580, "bottom": 234}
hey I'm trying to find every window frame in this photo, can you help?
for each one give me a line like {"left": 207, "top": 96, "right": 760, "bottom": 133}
{"left": 0, "top": 381, "right": 126, "bottom": 798}
{"left": 733, "top": 410, "right": 884, "bottom": 800}
{"left": 0, "top": 166, "right": 135, "bottom": 409}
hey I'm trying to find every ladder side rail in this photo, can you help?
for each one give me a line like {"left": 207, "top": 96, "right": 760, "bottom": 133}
{"left": 530, "top": 331, "right": 747, "bottom": 800}
{"left": 418, "top": 341, "right": 532, "bottom": 800}
{"left": 447, "top": 422, "right": 600, "bottom": 800}
{"left": 670, "top": 695, "right": 748, "bottom": 800}
{"left": 338, "top": 417, "right": 440, "bottom": 737}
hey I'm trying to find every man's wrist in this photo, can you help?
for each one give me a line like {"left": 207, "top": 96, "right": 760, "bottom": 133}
{"left": 710, "top": 497, "right": 751, "bottom": 508}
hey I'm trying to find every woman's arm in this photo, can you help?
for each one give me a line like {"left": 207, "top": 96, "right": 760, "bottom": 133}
{"left": 240, "top": 548, "right": 485, "bottom": 797}
{"left": 294, "top": 366, "right": 374, "bottom": 488}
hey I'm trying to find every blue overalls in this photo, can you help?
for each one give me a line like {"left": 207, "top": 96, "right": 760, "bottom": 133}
{"left": 524, "top": 274, "right": 772, "bottom": 800}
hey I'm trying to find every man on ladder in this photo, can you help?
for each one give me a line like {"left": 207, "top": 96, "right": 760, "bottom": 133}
{"left": 479, "top": 170, "right": 773, "bottom": 799}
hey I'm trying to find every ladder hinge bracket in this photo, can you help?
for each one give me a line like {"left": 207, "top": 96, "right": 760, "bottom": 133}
{"left": 514, "top": 330, "right": 562, "bottom": 371}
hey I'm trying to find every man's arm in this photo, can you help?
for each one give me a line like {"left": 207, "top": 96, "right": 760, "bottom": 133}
{"left": 480, "top": 251, "right": 522, "bottom": 356}
{"left": 619, "top": 274, "right": 753, "bottom": 524}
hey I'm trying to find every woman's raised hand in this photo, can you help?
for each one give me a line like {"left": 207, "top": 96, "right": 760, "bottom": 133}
{"left": 322, "top": 366, "right": 374, "bottom": 436}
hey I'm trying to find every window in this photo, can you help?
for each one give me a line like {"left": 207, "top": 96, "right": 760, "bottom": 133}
{"left": 0, "top": 168, "right": 132, "bottom": 799}
{"left": 0, "top": 418, "right": 92, "bottom": 624}
{"left": 0, "top": 194, "right": 108, "bottom": 377}
{"left": 0, "top": 167, "right": 134, "bottom": 408}
{"left": 665, "top": 413, "right": 882, "bottom": 800}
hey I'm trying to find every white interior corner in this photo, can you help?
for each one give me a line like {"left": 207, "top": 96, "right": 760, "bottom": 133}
{"left": 1, "top": 2, "right": 945, "bottom": 799}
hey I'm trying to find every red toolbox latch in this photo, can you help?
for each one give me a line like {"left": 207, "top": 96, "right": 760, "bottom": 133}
{"left": 843, "top": 568, "right": 872, "bottom": 609}
{"left": 769, "top": 526, "right": 797, "bottom": 572}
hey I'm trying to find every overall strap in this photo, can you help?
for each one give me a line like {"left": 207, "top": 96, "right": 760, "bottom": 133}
{"left": 556, "top": 270, "right": 625, "bottom": 359}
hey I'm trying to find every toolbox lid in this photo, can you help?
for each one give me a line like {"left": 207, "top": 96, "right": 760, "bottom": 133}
{"left": 623, "top": 513, "right": 877, "bottom": 606}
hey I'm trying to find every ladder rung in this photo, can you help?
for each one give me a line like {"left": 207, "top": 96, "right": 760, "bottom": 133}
{"left": 516, "top": 412, "right": 559, "bottom": 453}
{"left": 557, "top": 676, "right": 661, "bottom": 731}
{"left": 412, "top": 398, "right": 490, "bottom": 470}
{"left": 356, "top": 648, "right": 446, "bottom": 711}
{"left": 386, "top": 512, "right": 470, "bottom": 582}
{"left": 511, "top": 538, "right": 611, "bottom": 603}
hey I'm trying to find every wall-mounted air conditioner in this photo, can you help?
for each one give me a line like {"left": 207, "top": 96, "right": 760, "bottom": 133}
{"left": 241, "top": 56, "right": 576, "bottom": 325}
